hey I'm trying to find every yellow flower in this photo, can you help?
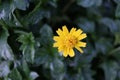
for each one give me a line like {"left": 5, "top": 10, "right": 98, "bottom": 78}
{"left": 53, "top": 25, "right": 87, "bottom": 57}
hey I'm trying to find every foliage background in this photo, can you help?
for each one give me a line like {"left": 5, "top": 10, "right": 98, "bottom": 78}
{"left": 0, "top": 0, "right": 120, "bottom": 80}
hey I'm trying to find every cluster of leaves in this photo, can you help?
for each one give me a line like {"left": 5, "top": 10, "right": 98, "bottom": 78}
{"left": 0, "top": 0, "right": 120, "bottom": 80}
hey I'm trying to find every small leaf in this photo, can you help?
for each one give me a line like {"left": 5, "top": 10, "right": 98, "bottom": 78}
{"left": 0, "top": 61, "right": 10, "bottom": 77}
{"left": 9, "top": 68, "right": 22, "bottom": 80}
{"left": 18, "top": 32, "right": 35, "bottom": 63}
{"left": 29, "top": 72, "right": 39, "bottom": 80}
{"left": 114, "top": 32, "right": 120, "bottom": 45}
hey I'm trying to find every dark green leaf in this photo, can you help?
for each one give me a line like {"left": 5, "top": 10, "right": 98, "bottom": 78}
{"left": 75, "top": 18, "right": 95, "bottom": 33}
{"left": 109, "top": 47, "right": 120, "bottom": 61}
{"left": 18, "top": 60, "right": 30, "bottom": 78}
{"left": 39, "top": 24, "right": 53, "bottom": 47}
{"left": 50, "top": 58, "right": 65, "bottom": 80}
{"left": 114, "top": 32, "right": 120, "bottom": 45}
{"left": 99, "top": 18, "right": 118, "bottom": 33}
{"left": 100, "top": 60, "right": 119, "bottom": 80}
{"left": 9, "top": 68, "right": 22, "bottom": 80}
{"left": 95, "top": 38, "right": 113, "bottom": 54}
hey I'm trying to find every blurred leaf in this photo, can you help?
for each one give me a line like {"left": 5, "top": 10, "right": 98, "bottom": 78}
{"left": 13, "top": 0, "right": 29, "bottom": 10}
{"left": 9, "top": 68, "right": 22, "bottom": 80}
{"left": 109, "top": 47, "right": 120, "bottom": 61}
{"left": 114, "top": 0, "right": 120, "bottom": 3}
{"left": 18, "top": 32, "right": 35, "bottom": 63}
{"left": 116, "top": 4, "right": 120, "bottom": 18}
{"left": 100, "top": 60, "right": 119, "bottom": 80}
{"left": 75, "top": 18, "right": 95, "bottom": 33}
{"left": 0, "top": 28, "right": 14, "bottom": 60}
{"left": 76, "top": 65, "right": 94, "bottom": 80}
{"left": 0, "top": 1, "right": 15, "bottom": 19}
{"left": 50, "top": 58, "right": 65, "bottom": 80}
{"left": 39, "top": 24, "right": 53, "bottom": 47}
{"left": 29, "top": 72, "right": 39, "bottom": 80}
{"left": 23, "top": 1, "right": 50, "bottom": 25}
{"left": 114, "top": 32, "right": 120, "bottom": 45}
{"left": 77, "top": 0, "right": 102, "bottom": 8}
{"left": 115, "top": 20, "right": 120, "bottom": 32}
{"left": 95, "top": 38, "right": 113, "bottom": 54}
{"left": 18, "top": 60, "right": 30, "bottom": 79}
{"left": 99, "top": 18, "right": 118, "bottom": 33}
{"left": 0, "top": 61, "right": 10, "bottom": 77}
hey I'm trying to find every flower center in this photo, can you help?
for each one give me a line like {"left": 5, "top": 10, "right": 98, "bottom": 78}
{"left": 64, "top": 36, "right": 77, "bottom": 48}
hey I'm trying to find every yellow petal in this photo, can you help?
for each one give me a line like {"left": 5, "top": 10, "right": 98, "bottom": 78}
{"left": 74, "top": 29, "right": 83, "bottom": 37}
{"left": 53, "top": 36, "right": 59, "bottom": 41}
{"left": 70, "top": 28, "right": 76, "bottom": 35}
{"left": 77, "top": 42, "right": 86, "bottom": 47}
{"left": 78, "top": 33, "right": 87, "bottom": 40}
{"left": 56, "top": 29, "right": 62, "bottom": 35}
{"left": 62, "top": 25, "right": 69, "bottom": 34}
{"left": 53, "top": 43, "right": 59, "bottom": 47}
{"left": 58, "top": 46, "right": 64, "bottom": 52}
{"left": 63, "top": 48, "right": 68, "bottom": 57}
{"left": 75, "top": 46, "right": 83, "bottom": 53}
{"left": 69, "top": 49, "right": 75, "bottom": 57}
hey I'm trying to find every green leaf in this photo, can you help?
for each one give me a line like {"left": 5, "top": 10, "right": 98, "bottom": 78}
{"left": 114, "top": 32, "right": 120, "bottom": 45}
{"left": 77, "top": 65, "right": 94, "bottom": 80}
{"left": 115, "top": 4, "right": 120, "bottom": 18}
{"left": 18, "top": 32, "right": 35, "bottom": 63}
{"left": 115, "top": 20, "right": 120, "bottom": 32}
{"left": 23, "top": 1, "right": 50, "bottom": 25}
{"left": 39, "top": 24, "right": 53, "bottom": 47}
{"left": 0, "top": 28, "right": 14, "bottom": 60}
{"left": 18, "top": 60, "right": 30, "bottom": 79}
{"left": 0, "top": 61, "right": 10, "bottom": 77}
{"left": 13, "top": 0, "right": 29, "bottom": 10}
{"left": 29, "top": 72, "right": 39, "bottom": 80}
{"left": 50, "top": 58, "right": 65, "bottom": 80}
{"left": 109, "top": 47, "right": 120, "bottom": 61}
{"left": 9, "top": 68, "right": 22, "bottom": 80}
{"left": 95, "top": 38, "right": 113, "bottom": 54}
{"left": 100, "top": 60, "right": 119, "bottom": 80}
{"left": 99, "top": 18, "right": 118, "bottom": 33}
{"left": 77, "top": 0, "right": 102, "bottom": 8}
{"left": 75, "top": 18, "right": 95, "bottom": 33}
{"left": 0, "top": 1, "right": 15, "bottom": 19}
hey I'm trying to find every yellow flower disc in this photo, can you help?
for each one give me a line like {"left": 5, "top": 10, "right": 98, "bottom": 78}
{"left": 53, "top": 25, "right": 87, "bottom": 57}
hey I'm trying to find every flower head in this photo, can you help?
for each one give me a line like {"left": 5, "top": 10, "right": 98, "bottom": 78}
{"left": 53, "top": 25, "right": 87, "bottom": 57}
